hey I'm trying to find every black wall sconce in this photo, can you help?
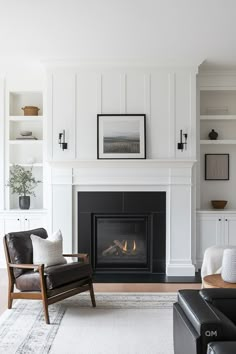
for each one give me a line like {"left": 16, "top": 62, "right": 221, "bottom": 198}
{"left": 177, "top": 130, "right": 187, "bottom": 151}
{"left": 58, "top": 130, "right": 68, "bottom": 151}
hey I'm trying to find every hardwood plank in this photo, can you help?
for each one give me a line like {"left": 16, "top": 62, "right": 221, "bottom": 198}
{"left": 0, "top": 269, "right": 201, "bottom": 316}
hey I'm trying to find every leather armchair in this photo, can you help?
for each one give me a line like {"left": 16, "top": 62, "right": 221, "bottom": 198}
{"left": 4, "top": 228, "right": 96, "bottom": 324}
{"left": 173, "top": 289, "right": 236, "bottom": 354}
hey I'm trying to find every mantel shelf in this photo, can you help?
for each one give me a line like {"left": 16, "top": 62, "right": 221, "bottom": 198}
{"left": 200, "top": 140, "right": 236, "bottom": 145}
{"left": 49, "top": 158, "right": 197, "bottom": 169}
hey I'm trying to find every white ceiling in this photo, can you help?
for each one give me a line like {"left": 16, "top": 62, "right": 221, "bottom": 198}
{"left": 1, "top": 0, "right": 236, "bottom": 68}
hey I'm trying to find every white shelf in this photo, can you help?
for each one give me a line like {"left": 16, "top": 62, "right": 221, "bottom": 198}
{"left": 0, "top": 209, "right": 48, "bottom": 214}
{"left": 9, "top": 163, "right": 43, "bottom": 167}
{"left": 200, "top": 87, "right": 236, "bottom": 91}
{"left": 9, "top": 140, "right": 43, "bottom": 145}
{"left": 200, "top": 115, "right": 236, "bottom": 120}
{"left": 200, "top": 140, "right": 236, "bottom": 145}
{"left": 9, "top": 116, "right": 43, "bottom": 122}
{"left": 197, "top": 210, "right": 236, "bottom": 214}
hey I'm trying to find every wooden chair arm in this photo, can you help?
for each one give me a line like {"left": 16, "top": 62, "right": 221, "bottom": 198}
{"left": 63, "top": 253, "right": 89, "bottom": 262}
{"left": 8, "top": 263, "right": 43, "bottom": 270}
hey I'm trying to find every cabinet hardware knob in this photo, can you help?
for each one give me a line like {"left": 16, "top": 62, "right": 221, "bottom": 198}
{"left": 226, "top": 219, "right": 228, "bottom": 221}
{"left": 219, "top": 218, "right": 221, "bottom": 221}
{"left": 17, "top": 218, "right": 20, "bottom": 221}
{"left": 25, "top": 218, "right": 28, "bottom": 221}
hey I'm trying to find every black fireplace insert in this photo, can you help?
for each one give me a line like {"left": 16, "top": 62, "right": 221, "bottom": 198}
{"left": 94, "top": 215, "right": 149, "bottom": 271}
{"left": 78, "top": 192, "right": 166, "bottom": 280}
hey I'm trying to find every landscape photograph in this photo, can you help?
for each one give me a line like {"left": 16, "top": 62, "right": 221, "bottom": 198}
{"left": 103, "top": 119, "right": 140, "bottom": 154}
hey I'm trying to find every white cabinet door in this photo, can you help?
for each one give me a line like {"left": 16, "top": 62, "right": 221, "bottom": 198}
{"left": 197, "top": 214, "right": 222, "bottom": 264}
{"left": 51, "top": 72, "right": 76, "bottom": 161}
{"left": 0, "top": 218, "right": 5, "bottom": 267}
{"left": 24, "top": 215, "right": 45, "bottom": 231}
{"left": 4, "top": 216, "right": 22, "bottom": 234}
{"left": 224, "top": 215, "right": 236, "bottom": 245}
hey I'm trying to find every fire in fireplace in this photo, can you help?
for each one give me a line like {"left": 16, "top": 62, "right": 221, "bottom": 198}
{"left": 102, "top": 239, "right": 137, "bottom": 256}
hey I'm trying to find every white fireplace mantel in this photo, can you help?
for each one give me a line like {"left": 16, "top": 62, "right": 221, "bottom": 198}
{"left": 50, "top": 159, "right": 196, "bottom": 276}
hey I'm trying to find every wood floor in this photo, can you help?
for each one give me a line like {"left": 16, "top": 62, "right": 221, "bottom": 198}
{"left": 0, "top": 268, "right": 201, "bottom": 316}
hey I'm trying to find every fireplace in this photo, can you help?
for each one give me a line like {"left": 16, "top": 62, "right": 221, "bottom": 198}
{"left": 94, "top": 215, "right": 149, "bottom": 271}
{"left": 78, "top": 192, "right": 166, "bottom": 280}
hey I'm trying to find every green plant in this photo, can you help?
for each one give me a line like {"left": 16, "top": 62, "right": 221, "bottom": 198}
{"left": 7, "top": 164, "right": 41, "bottom": 197}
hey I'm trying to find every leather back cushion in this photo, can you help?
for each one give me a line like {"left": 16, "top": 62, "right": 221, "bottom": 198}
{"left": 201, "top": 289, "right": 236, "bottom": 325}
{"left": 5, "top": 228, "right": 48, "bottom": 278}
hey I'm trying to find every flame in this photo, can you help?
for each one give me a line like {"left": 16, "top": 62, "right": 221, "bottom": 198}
{"left": 133, "top": 240, "right": 136, "bottom": 251}
{"left": 123, "top": 240, "right": 128, "bottom": 252}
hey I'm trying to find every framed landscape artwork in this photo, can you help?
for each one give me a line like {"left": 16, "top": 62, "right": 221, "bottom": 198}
{"left": 205, "top": 153, "right": 229, "bottom": 180}
{"left": 97, "top": 114, "right": 146, "bottom": 159}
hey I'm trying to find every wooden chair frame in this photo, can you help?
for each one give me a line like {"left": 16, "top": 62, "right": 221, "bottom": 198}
{"left": 4, "top": 237, "right": 96, "bottom": 324}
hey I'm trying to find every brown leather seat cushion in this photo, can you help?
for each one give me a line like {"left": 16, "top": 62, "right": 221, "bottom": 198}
{"left": 15, "top": 262, "right": 92, "bottom": 291}
{"left": 5, "top": 228, "right": 48, "bottom": 278}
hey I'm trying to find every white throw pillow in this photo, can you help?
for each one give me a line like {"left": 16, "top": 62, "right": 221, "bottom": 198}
{"left": 30, "top": 230, "right": 67, "bottom": 268}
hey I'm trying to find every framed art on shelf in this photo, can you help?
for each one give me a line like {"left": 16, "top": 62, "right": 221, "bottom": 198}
{"left": 97, "top": 114, "right": 146, "bottom": 159}
{"left": 205, "top": 153, "right": 229, "bottom": 180}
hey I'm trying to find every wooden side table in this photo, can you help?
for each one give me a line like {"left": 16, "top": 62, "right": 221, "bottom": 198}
{"left": 203, "top": 274, "right": 236, "bottom": 288}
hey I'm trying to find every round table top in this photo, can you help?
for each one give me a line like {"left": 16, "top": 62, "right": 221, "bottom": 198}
{"left": 203, "top": 274, "right": 236, "bottom": 288}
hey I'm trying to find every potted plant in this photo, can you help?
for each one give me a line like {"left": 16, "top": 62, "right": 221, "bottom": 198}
{"left": 7, "top": 164, "right": 41, "bottom": 209}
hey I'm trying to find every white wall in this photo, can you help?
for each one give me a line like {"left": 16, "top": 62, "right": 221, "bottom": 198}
{"left": 47, "top": 65, "right": 198, "bottom": 162}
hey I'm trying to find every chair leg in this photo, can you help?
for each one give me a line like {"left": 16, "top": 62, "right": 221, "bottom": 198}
{"left": 8, "top": 282, "right": 14, "bottom": 309}
{"left": 42, "top": 297, "right": 50, "bottom": 324}
{"left": 89, "top": 281, "right": 96, "bottom": 307}
{"left": 38, "top": 265, "right": 50, "bottom": 324}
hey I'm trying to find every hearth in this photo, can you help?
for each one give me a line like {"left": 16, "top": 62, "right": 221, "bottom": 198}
{"left": 78, "top": 192, "right": 166, "bottom": 281}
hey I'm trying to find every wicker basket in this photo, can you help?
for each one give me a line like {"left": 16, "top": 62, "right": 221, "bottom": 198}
{"left": 21, "top": 106, "right": 40, "bottom": 116}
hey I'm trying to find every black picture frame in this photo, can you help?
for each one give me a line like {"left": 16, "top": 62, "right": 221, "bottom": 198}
{"left": 205, "top": 154, "right": 229, "bottom": 180}
{"left": 97, "top": 114, "right": 146, "bottom": 159}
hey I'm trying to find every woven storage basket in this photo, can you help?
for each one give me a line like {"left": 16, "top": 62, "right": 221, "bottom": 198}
{"left": 21, "top": 106, "right": 40, "bottom": 116}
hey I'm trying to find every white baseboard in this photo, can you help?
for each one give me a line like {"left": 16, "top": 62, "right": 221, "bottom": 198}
{"left": 166, "top": 263, "right": 196, "bottom": 276}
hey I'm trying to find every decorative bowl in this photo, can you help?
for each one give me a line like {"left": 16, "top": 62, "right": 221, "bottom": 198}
{"left": 211, "top": 200, "right": 228, "bottom": 209}
{"left": 20, "top": 131, "right": 32, "bottom": 136}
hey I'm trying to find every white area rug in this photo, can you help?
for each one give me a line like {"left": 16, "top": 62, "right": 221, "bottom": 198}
{"left": 0, "top": 293, "right": 176, "bottom": 354}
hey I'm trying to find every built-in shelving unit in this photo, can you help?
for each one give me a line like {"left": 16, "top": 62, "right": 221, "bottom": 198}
{"left": 5, "top": 90, "right": 45, "bottom": 210}
{"left": 196, "top": 79, "right": 236, "bottom": 267}
{"left": 199, "top": 87, "right": 236, "bottom": 210}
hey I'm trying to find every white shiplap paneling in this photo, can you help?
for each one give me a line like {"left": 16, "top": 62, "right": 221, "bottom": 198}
{"left": 101, "top": 72, "right": 122, "bottom": 114}
{"left": 76, "top": 72, "right": 98, "bottom": 160}
{"left": 52, "top": 71, "right": 76, "bottom": 161}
